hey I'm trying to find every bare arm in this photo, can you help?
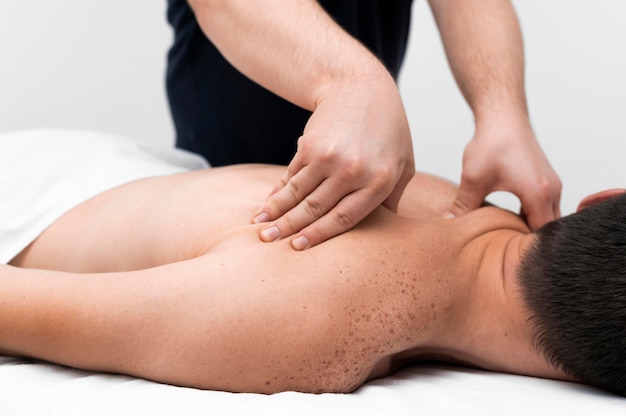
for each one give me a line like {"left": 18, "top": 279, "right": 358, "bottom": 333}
{"left": 428, "top": 0, "right": 561, "bottom": 228}
{"left": 429, "top": 0, "right": 527, "bottom": 122}
{"left": 188, "top": 0, "right": 414, "bottom": 249}
{"left": 189, "top": 0, "right": 385, "bottom": 113}
{"left": 0, "top": 254, "right": 374, "bottom": 393}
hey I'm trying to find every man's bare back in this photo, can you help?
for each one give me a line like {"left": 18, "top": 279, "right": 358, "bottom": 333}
{"left": 12, "top": 165, "right": 521, "bottom": 271}
{"left": 5, "top": 164, "right": 544, "bottom": 393}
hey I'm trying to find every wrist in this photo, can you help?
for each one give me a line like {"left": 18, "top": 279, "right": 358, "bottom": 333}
{"left": 471, "top": 87, "right": 531, "bottom": 127}
{"left": 313, "top": 55, "right": 396, "bottom": 110}
{"left": 473, "top": 106, "right": 532, "bottom": 132}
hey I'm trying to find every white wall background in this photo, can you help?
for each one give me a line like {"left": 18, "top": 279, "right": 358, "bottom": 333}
{"left": 1, "top": 1, "right": 625, "bottom": 215}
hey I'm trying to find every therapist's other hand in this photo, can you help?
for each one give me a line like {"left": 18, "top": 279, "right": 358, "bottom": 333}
{"left": 252, "top": 78, "right": 415, "bottom": 250}
{"left": 447, "top": 120, "right": 561, "bottom": 230}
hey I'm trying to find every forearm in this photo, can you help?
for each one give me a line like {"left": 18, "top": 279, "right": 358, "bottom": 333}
{"left": 187, "top": 0, "right": 396, "bottom": 110}
{"left": 429, "top": 0, "right": 529, "bottom": 123}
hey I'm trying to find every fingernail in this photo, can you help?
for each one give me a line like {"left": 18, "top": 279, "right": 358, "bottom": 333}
{"left": 292, "top": 235, "right": 310, "bottom": 250}
{"left": 253, "top": 212, "right": 270, "bottom": 224}
{"left": 442, "top": 212, "right": 456, "bottom": 220}
{"left": 261, "top": 226, "right": 280, "bottom": 242}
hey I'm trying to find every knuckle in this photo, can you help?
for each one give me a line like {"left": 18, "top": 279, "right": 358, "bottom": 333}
{"left": 452, "top": 198, "right": 473, "bottom": 214}
{"left": 460, "top": 168, "right": 482, "bottom": 188}
{"left": 337, "top": 157, "right": 366, "bottom": 181}
{"left": 332, "top": 209, "right": 356, "bottom": 230}
{"left": 303, "top": 196, "right": 325, "bottom": 220}
{"left": 533, "top": 177, "right": 556, "bottom": 202}
{"left": 296, "top": 135, "right": 314, "bottom": 153}
{"left": 280, "top": 214, "right": 300, "bottom": 235}
{"left": 277, "top": 176, "right": 289, "bottom": 188}
{"left": 460, "top": 158, "right": 485, "bottom": 183}
{"left": 264, "top": 194, "right": 286, "bottom": 217}
{"left": 372, "top": 164, "right": 395, "bottom": 186}
{"left": 317, "top": 146, "right": 336, "bottom": 164}
{"left": 286, "top": 179, "right": 303, "bottom": 201}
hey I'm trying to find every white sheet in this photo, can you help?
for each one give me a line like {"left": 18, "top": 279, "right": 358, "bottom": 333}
{"left": 0, "top": 129, "right": 624, "bottom": 414}
{"left": 1, "top": 355, "right": 624, "bottom": 415}
{"left": 0, "top": 129, "right": 207, "bottom": 263}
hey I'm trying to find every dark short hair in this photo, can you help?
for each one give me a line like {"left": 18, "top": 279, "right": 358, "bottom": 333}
{"left": 518, "top": 192, "right": 626, "bottom": 396}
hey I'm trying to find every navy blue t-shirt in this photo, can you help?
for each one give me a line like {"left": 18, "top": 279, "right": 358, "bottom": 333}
{"left": 166, "top": 0, "right": 413, "bottom": 166}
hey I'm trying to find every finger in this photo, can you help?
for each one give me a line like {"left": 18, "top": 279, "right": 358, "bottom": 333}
{"left": 265, "top": 151, "right": 306, "bottom": 199}
{"left": 264, "top": 172, "right": 290, "bottom": 202}
{"left": 290, "top": 186, "right": 383, "bottom": 250}
{"left": 254, "top": 165, "right": 327, "bottom": 231}
{"left": 523, "top": 200, "right": 556, "bottom": 231}
{"left": 260, "top": 174, "right": 354, "bottom": 244}
{"left": 552, "top": 177, "right": 563, "bottom": 221}
{"left": 550, "top": 198, "right": 562, "bottom": 225}
{"left": 521, "top": 181, "right": 562, "bottom": 230}
{"left": 446, "top": 178, "right": 491, "bottom": 219}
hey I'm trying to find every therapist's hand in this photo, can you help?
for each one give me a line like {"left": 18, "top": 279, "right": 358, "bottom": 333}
{"left": 446, "top": 119, "right": 562, "bottom": 230}
{"left": 252, "top": 78, "right": 415, "bottom": 250}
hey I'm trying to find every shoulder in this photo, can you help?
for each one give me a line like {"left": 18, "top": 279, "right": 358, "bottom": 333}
{"left": 398, "top": 172, "right": 458, "bottom": 218}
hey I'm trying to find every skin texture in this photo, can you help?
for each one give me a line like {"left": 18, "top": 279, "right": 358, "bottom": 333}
{"left": 1, "top": 166, "right": 570, "bottom": 393}
{"left": 184, "top": 0, "right": 561, "bottom": 250}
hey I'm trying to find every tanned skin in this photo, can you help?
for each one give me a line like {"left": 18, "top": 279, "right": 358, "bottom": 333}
{"left": 1, "top": 166, "right": 569, "bottom": 393}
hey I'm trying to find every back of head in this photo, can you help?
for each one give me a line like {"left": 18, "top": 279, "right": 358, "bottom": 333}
{"left": 518, "top": 192, "right": 626, "bottom": 396}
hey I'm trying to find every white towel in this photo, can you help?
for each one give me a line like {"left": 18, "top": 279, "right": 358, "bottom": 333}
{"left": 0, "top": 129, "right": 208, "bottom": 264}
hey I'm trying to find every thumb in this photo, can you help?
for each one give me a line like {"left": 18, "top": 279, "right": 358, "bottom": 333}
{"left": 445, "top": 183, "right": 488, "bottom": 219}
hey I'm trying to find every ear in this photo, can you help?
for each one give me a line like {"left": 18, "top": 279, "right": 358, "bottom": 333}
{"left": 576, "top": 188, "right": 626, "bottom": 212}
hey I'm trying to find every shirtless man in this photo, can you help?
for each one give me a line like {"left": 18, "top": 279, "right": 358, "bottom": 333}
{"left": 0, "top": 131, "right": 623, "bottom": 395}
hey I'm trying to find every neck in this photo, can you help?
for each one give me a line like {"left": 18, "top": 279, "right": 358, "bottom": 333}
{"left": 402, "top": 230, "right": 538, "bottom": 373}
{"left": 434, "top": 231, "right": 565, "bottom": 379}
{"left": 378, "top": 227, "right": 513, "bottom": 372}
{"left": 370, "top": 213, "right": 565, "bottom": 381}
